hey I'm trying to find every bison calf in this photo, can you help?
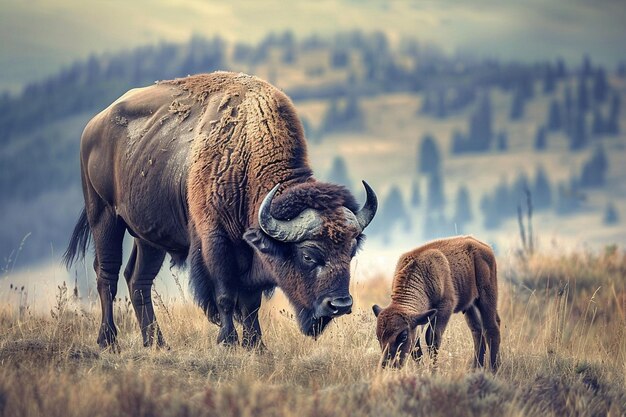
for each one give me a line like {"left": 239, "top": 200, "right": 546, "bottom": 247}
{"left": 372, "top": 236, "right": 501, "bottom": 371}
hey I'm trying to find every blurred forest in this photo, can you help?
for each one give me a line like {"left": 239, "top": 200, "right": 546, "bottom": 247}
{"left": 1, "top": 30, "right": 624, "bottom": 268}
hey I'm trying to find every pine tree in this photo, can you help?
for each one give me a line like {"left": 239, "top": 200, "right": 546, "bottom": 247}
{"left": 510, "top": 87, "right": 525, "bottom": 120}
{"left": 480, "top": 193, "right": 501, "bottom": 230}
{"left": 343, "top": 91, "right": 365, "bottom": 131}
{"left": 577, "top": 74, "right": 589, "bottom": 113}
{"left": 469, "top": 92, "right": 493, "bottom": 150}
{"left": 410, "top": 179, "right": 421, "bottom": 207}
{"left": 421, "top": 91, "right": 434, "bottom": 114}
{"left": 569, "top": 112, "right": 588, "bottom": 150}
{"left": 534, "top": 126, "right": 547, "bottom": 150}
{"left": 533, "top": 166, "right": 552, "bottom": 210}
{"left": 580, "top": 145, "right": 608, "bottom": 187}
{"left": 426, "top": 171, "right": 445, "bottom": 211}
{"left": 603, "top": 202, "right": 619, "bottom": 225}
{"left": 547, "top": 100, "right": 562, "bottom": 131}
{"left": 435, "top": 89, "right": 447, "bottom": 118}
{"left": 418, "top": 134, "right": 441, "bottom": 176}
{"left": 497, "top": 131, "right": 508, "bottom": 151}
{"left": 453, "top": 185, "right": 473, "bottom": 232}
{"left": 450, "top": 130, "right": 466, "bottom": 154}
{"left": 382, "top": 185, "right": 411, "bottom": 233}
{"left": 581, "top": 54, "right": 592, "bottom": 78}
{"left": 592, "top": 67, "right": 608, "bottom": 103}
{"left": 556, "top": 58, "right": 567, "bottom": 78}
{"left": 494, "top": 177, "right": 513, "bottom": 217}
{"left": 512, "top": 173, "right": 531, "bottom": 205}
{"left": 564, "top": 85, "right": 574, "bottom": 134}
{"left": 327, "top": 156, "right": 353, "bottom": 189}
{"left": 606, "top": 93, "right": 621, "bottom": 135}
{"left": 591, "top": 109, "right": 604, "bottom": 136}
{"left": 321, "top": 99, "right": 340, "bottom": 134}
{"left": 543, "top": 64, "right": 556, "bottom": 94}
{"left": 555, "top": 182, "right": 581, "bottom": 215}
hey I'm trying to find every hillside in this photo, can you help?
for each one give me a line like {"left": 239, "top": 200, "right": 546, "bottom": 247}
{"left": 1, "top": 31, "right": 625, "bottom": 271}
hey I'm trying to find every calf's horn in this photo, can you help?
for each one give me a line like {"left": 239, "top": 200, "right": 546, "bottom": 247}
{"left": 258, "top": 184, "right": 324, "bottom": 242}
{"left": 354, "top": 181, "right": 378, "bottom": 231}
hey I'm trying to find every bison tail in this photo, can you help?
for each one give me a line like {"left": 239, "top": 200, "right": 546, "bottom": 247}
{"left": 62, "top": 207, "right": 91, "bottom": 268}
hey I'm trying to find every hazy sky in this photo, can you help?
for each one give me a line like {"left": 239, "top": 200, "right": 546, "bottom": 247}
{"left": 1, "top": 0, "right": 625, "bottom": 93}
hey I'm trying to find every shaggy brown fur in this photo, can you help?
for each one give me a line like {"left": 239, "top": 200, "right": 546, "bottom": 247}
{"left": 64, "top": 71, "right": 376, "bottom": 350}
{"left": 373, "top": 236, "right": 501, "bottom": 371}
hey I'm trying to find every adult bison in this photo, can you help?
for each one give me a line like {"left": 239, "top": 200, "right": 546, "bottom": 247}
{"left": 63, "top": 71, "right": 377, "bottom": 350}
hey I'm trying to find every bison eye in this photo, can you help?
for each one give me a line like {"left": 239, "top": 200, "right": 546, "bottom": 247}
{"left": 397, "top": 330, "right": 408, "bottom": 344}
{"left": 302, "top": 253, "right": 316, "bottom": 265}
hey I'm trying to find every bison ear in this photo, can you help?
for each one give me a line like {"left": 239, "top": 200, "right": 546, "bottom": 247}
{"left": 243, "top": 228, "right": 278, "bottom": 254}
{"left": 409, "top": 308, "right": 437, "bottom": 329}
{"left": 372, "top": 304, "right": 383, "bottom": 317}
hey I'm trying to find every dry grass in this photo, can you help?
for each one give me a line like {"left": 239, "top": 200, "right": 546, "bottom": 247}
{"left": 1, "top": 251, "right": 625, "bottom": 417}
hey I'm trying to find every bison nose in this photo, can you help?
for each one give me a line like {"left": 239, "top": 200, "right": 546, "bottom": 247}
{"left": 318, "top": 295, "right": 353, "bottom": 317}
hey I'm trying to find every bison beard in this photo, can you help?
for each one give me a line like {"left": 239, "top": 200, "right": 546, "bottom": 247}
{"left": 63, "top": 72, "right": 377, "bottom": 350}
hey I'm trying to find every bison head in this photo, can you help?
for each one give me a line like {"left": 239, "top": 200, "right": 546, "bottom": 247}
{"left": 372, "top": 304, "right": 437, "bottom": 368}
{"left": 244, "top": 181, "right": 377, "bottom": 338}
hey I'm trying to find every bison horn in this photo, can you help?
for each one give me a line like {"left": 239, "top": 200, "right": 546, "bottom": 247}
{"left": 258, "top": 184, "right": 324, "bottom": 242}
{"left": 354, "top": 181, "right": 378, "bottom": 232}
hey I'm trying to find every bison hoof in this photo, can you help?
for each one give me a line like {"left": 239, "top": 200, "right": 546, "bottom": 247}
{"left": 97, "top": 326, "right": 120, "bottom": 353}
{"left": 217, "top": 327, "right": 239, "bottom": 347}
{"left": 142, "top": 326, "right": 168, "bottom": 349}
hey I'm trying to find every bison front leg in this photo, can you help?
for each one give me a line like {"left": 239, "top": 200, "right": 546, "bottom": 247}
{"left": 238, "top": 290, "right": 266, "bottom": 351}
{"left": 198, "top": 233, "right": 239, "bottom": 347}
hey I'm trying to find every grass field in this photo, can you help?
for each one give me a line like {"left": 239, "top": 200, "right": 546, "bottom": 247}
{"left": 1, "top": 248, "right": 624, "bottom": 417}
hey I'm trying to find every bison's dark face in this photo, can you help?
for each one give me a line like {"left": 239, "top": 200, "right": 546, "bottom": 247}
{"left": 372, "top": 304, "right": 437, "bottom": 368}
{"left": 244, "top": 181, "right": 377, "bottom": 338}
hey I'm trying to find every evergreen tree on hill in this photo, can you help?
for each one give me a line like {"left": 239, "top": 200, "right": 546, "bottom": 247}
{"left": 410, "top": 179, "right": 421, "bottom": 207}
{"left": 426, "top": 170, "right": 445, "bottom": 212}
{"left": 453, "top": 185, "right": 473, "bottom": 233}
{"left": 510, "top": 87, "right": 526, "bottom": 120}
{"left": 418, "top": 134, "right": 442, "bottom": 176}
{"left": 580, "top": 145, "right": 609, "bottom": 188}
{"left": 606, "top": 93, "right": 621, "bottom": 135}
{"left": 327, "top": 156, "right": 353, "bottom": 190}
{"left": 577, "top": 74, "right": 589, "bottom": 113}
{"left": 592, "top": 67, "right": 608, "bottom": 103}
{"left": 547, "top": 100, "right": 562, "bottom": 131}
{"left": 543, "top": 64, "right": 557, "bottom": 94}
{"left": 533, "top": 166, "right": 553, "bottom": 210}
{"left": 569, "top": 112, "right": 588, "bottom": 150}
{"left": 497, "top": 131, "right": 508, "bottom": 151}
{"left": 534, "top": 126, "right": 547, "bottom": 150}
{"left": 603, "top": 202, "right": 619, "bottom": 225}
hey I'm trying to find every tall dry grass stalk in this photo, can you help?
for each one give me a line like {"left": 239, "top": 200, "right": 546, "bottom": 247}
{"left": 0, "top": 250, "right": 624, "bottom": 417}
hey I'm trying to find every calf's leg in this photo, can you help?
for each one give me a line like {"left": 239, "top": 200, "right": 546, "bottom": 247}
{"left": 464, "top": 304, "right": 486, "bottom": 368}
{"left": 476, "top": 298, "right": 501, "bottom": 372}
{"left": 425, "top": 304, "right": 452, "bottom": 364}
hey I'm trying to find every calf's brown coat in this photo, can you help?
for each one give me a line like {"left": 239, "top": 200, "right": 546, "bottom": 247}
{"left": 373, "top": 236, "right": 501, "bottom": 370}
